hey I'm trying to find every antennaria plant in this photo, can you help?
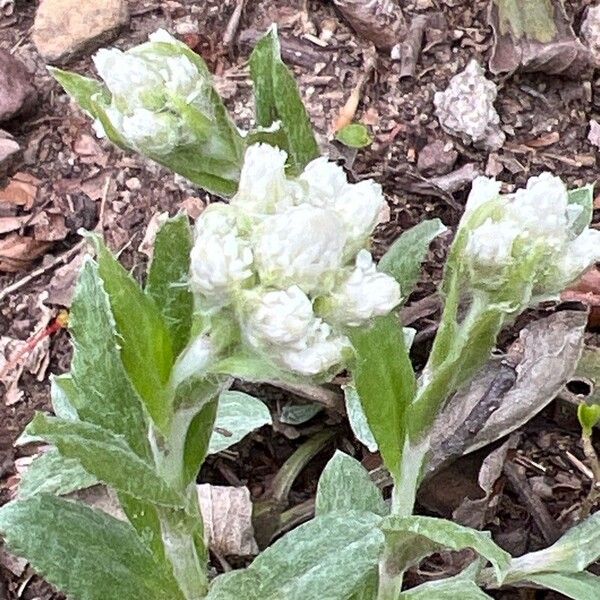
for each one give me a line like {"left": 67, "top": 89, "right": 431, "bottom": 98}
{"left": 1, "top": 25, "right": 600, "bottom": 600}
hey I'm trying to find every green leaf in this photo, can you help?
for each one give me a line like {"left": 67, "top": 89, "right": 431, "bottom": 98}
{"left": 69, "top": 259, "right": 150, "bottom": 457}
{"left": 0, "top": 495, "right": 184, "bottom": 600}
{"left": 280, "top": 403, "right": 322, "bottom": 425}
{"left": 316, "top": 451, "right": 387, "bottom": 516}
{"left": 493, "top": 0, "right": 558, "bottom": 43}
{"left": 249, "top": 25, "right": 319, "bottom": 173}
{"left": 379, "top": 219, "right": 447, "bottom": 298}
{"left": 568, "top": 185, "right": 594, "bottom": 236}
{"left": 527, "top": 571, "right": 600, "bottom": 600}
{"left": 348, "top": 314, "right": 417, "bottom": 479}
{"left": 50, "top": 373, "right": 78, "bottom": 420}
{"left": 350, "top": 571, "right": 379, "bottom": 600}
{"left": 400, "top": 578, "right": 492, "bottom": 599}
{"left": 578, "top": 403, "right": 600, "bottom": 436}
{"left": 49, "top": 67, "right": 109, "bottom": 116}
{"left": 146, "top": 214, "right": 194, "bottom": 357}
{"left": 18, "top": 450, "right": 98, "bottom": 498}
{"left": 208, "top": 391, "right": 272, "bottom": 454}
{"left": 343, "top": 383, "right": 378, "bottom": 452}
{"left": 381, "top": 515, "right": 511, "bottom": 585}
{"left": 335, "top": 123, "right": 373, "bottom": 148}
{"left": 504, "top": 511, "right": 600, "bottom": 580}
{"left": 26, "top": 414, "right": 184, "bottom": 508}
{"left": 207, "top": 511, "right": 384, "bottom": 600}
{"left": 90, "top": 236, "right": 175, "bottom": 433}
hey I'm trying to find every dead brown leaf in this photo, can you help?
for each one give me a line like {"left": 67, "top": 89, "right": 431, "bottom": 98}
{"left": 0, "top": 172, "right": 39, "bottom": 209}
{"left": 30, "top": 210, "right": 68, "bottom": 242}
{"left": 0, "top": 232, "right": 51, "bottom": 272}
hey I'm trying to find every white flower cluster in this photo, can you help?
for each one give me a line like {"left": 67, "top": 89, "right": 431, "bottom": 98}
{"left": 91, "top": 30, "right": 210, "bottom": 155}
{"left": 434, "top": 60, "right": 505, "bottom": 151}
{"left": 189, "top": 144, "right": 402, "bottom": 376}
{"left": 463, "top": 172, "right": 600, "bottom": 298}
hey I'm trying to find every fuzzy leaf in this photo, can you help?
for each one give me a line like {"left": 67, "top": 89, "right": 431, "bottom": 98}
{"left": 400, "top": 578, "right": 492, "bottom": 599}
{"left": 25, "top": 414, "right": 184, "bottom": 508}
{"left": 68, "top": 259, "right": 150, "bottom": 457}
{"left": 208, "top": 391, "right": 272, "bottom": 454}
{"left": 343, "top": 383, "right": 378, "bottom": 452}
{"left": 348, "top": 314, "right": 417, "bottom": 479}
{"left": 90, "top": 236, "right": 175, "bottom": 433}
{"left": 316, "top": 451, "right": 387, "bottom": 516}
{"left": 381, "top": 515, "right": 511, "bottom": 585}
{"left": 379, "top": 218, "right": 446, "bottom": 298}
{"left": 50, "top": 374, "right": 79, "bottom": 420}
{"left": 568, "top": 185, "right": 594, "bottom": 236}
{"left": 0, "top": 495, "right": 184, "bottom": 600}
{"left": 146, "top": 215, "right": 194, "bottom": 357}
{"left": 49, "top": 67, "right": 109, "bottom": 116}
{"left": 527, "top": 571, "right": 600, "bottom": 600}
{"left": 207, "top": 511, "right": 384, "bottom": 600}
{"left": 249, "top": 26, "right": 319, "bottom": 173}
{"left": 18, "top": 450, "right": 98, "bottom": 498}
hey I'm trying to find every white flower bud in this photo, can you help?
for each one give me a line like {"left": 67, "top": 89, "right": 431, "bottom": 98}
{"left": 299, "top": 157, "right": 348, "bottom": 207}
{"left": 326, "top": 250, "right": 401, "bottom": 326}
{"left": 231, "top": 144, "right": 293, "bottom": 215}
{"left": 190, "top": 205, "right": 254, "bottom": 307}
{"left": 465, "top": 176, "right": 502, "bottom": 214}
{"left": 280, "top": 323, "right": 349, "bottom": 376}
{"left": 254, "top": 205, "right": 346, "bottom": 294}
{"left": 121, "top": 109, "right": 182, "bottom": 155}
{"left": 551, "top": 228, "right": 600, "bottom": 290}
{"left": 243, "top": 286, "right": 315, "bottom": 349}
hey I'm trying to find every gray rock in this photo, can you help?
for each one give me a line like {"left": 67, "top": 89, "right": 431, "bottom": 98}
{"left": 417, "top": 140, "right": 458, "bottom": 176}
{"left": 0, "top": 50, "right": 37, "bottom": 123}
{"left": 0, "top": 130, "right": 20, "bottom": 179}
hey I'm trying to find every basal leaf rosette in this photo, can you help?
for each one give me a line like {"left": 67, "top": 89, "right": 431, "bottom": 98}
{"left": 457, "top": 172, "right": 600, "bottom": 310}
{"left": 187, "top": 143, "right": 401, "bottom": 379}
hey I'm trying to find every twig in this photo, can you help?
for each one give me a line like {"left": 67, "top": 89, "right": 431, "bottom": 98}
{"left": 503, "top": 461, "right": 561, "bottom": 544}
{"left": 223, "top": 0, "right": 246, "bottom": 49}
{"left": 95, "top": 175, "right": 112, "bottom": 233}
{"left": 0, "top": 240, "right": 86, "bottom": 303}
{"left": 396, "top": 15, "right": 427, "bottom": 78}
{"left": 565, "top": 450, "right": 594, "bottom": 481}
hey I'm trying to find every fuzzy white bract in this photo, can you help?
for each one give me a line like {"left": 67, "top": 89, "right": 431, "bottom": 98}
{"left": 188, "top": 143, "right": 398, "bottom": 377}
{"left": 90, "top": 30, "right": 210, "bottom": 155}
{"left": 462, "top": 172, "right": 600, "bottom": 298}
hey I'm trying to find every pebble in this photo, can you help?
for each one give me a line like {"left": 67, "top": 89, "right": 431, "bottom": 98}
{"left": 0, "top": 130, "right": 20, "bottom": 179}
{"left": 417, "top": 140, "right": 458, "bottom": 176}
{"left": 0, "top": 49, "right": 37, "bottom": 124}
{"left": 32, "top": 0, "right": 129, "bottom": 64}
{"left": 581, "top": 5, "right": 600, "bottom": 66}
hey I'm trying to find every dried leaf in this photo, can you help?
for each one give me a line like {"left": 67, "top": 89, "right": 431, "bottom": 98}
{"left": 0, "top": 172, "right": 39, "bottom": 209}
{"left": 31, "top": 211, "right": 69, "bottom": 242}
{"left": 428, "top": 309, "right": 588, "bottom": 474}
{"left": 488, "top": 0, "right": 593, "bottom": 76}
{"left": 197, "top": 484, "right": 259, "bottom": 556}
{"left": 0, "top": 233, "right": 51, "bottom": 272}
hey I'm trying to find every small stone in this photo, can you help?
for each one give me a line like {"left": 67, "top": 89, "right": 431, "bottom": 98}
{"left": 0, "top": 130, "right": 21, "bottom": 179}
{"left": 434, "top": 60, "right": 505, "bottom": 151}
{"left": 125, "top": 176, "right": 141, "bottom": 191}
{"left": 588, "top": 119, "right": 600, "bottom": 149}
{"left": 417, "top": 140, "right": 457, "bottom": 176}
{"left": 32, "top": 0, "right": 129, "bottom": 64}
{"left": 0, "top": 50, "right": 36, "bottom": 123}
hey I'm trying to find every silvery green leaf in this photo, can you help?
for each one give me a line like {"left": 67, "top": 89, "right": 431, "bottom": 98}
{"left": 567, "top": 184, "right": 594, "bottom": 236}
{"left": 18, "top": 450, "right": 98, "bottom": 498}
{"left": 526, "top": 571, "right": 600, "bottom": 599}
{"left": 69, "top": 259, "right": 150, "bottom": 458}
{"left": 0, "top": 495, "right": 184, "bottom": 600}
{"left": 280, "top": 403, "right": 322, "bottom": 425}
{"left": 399, "top": 578, "right": 492, "bottom": 598}
{"left": 50, "top": 374, "right": 78, "bottom": 420}
{"left": 348, "top": 314, "right": 417, "bottom": 479}
{"left": 350, "top": 571, "right": 378, "bottom": 600}
{"left": 145, "top": 214, "right": 194, "bottom": 357}
{"left": 249, "top": 25, "right": 319, "bottom": 173}
{"left": 25, "top": 414, "right": 184, "bottom": 508}
{"left": 379, "top": 218, "right": 446, "bottom": 298}
{"left": 381, "top": 515, "right": 511, "bottom": 585}
{"left": 90, "top": 236, "right": 175, "bottom": 434}
{"left": 316, "top": 451, "right": 387, "bottom": 516}
{"left": 208, "top": 391, "right": 272, "bottom": 454}
{"left": 344, "top": 383, "right": 378, "bottom": 452}
{"left": 504, "top": 511, "right": 600, "bottom": 581}
{"left": 207, "top": 511, "right": 384, "bottom": 600}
